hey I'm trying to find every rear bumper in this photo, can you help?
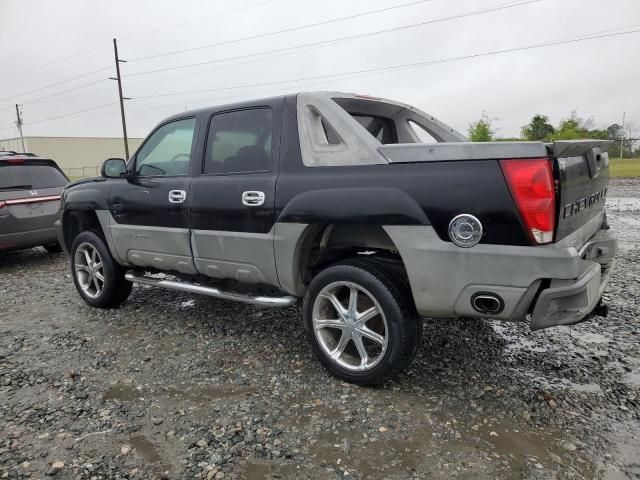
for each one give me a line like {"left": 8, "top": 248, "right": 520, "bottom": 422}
{"left": 0, "top": 227, "right": 58, "bottom": 251}
{"left": 384, "top": 217, "right": 617, "bottom": 329}
{"left": 530, "top": 230, "right": 616, "bottom": 330}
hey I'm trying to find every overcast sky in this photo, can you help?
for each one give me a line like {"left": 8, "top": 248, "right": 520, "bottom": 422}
{"left": 0, "top": 0, "right": 638, "bottom": 141}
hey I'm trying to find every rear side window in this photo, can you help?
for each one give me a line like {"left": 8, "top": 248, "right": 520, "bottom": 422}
{"left": 352, "top": 115, "right": 397, "bottom": 144}
{"left": 204, "top": 108, "right": 272, "bottom": 174}
{"left": 0, "top": 164, "right": 67, "bottom": 190}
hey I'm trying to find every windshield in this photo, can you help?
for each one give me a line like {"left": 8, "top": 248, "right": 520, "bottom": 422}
{"left": 0, "top": 164, "right": 68, "bottom": 190}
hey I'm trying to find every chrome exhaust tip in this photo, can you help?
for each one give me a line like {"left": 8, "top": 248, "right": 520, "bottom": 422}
{"left": 471, "top": 292, "right": 504, "bottom": 315}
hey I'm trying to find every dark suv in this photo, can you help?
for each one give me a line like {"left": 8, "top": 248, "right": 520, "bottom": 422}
{"left": 0, "top": 155, "right": 68, "bottom": 253}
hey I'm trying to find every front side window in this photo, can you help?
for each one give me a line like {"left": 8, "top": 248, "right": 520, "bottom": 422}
{"left": 136, "top": 118, "right": 196, "bottom": 176}
{"left": 204, "top": 109, "right": 272, "bottom": 174}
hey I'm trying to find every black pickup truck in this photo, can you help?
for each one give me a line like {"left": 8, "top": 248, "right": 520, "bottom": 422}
{"left": 56, "top": 92, "right": 617, "bottom": 384}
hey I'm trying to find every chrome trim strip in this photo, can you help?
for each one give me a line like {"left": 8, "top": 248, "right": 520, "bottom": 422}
{"left": 4, "top": 195, "right": 61, "bottom": 205}
{"left": 125, "top": 271, "right": 297, "bottom": 307}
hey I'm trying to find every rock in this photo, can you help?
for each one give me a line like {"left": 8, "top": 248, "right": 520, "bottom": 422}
{"left": 343, "top": 438, "right": 351, "bottom": 455}
{"left": 46, "top": 461, "right": 64, "bottom": 476}
{"left": 197, "top": 439, "right": 208, "bottom": 448}
{"left": 152, "top": 417, "right": 163, "bottom": 425}
{"left": 549, "top": 453, "right": 562, "bottom": 464}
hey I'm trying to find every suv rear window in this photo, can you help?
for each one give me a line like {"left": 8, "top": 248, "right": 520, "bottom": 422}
{"left": 0, "top": 164, "right": 68, "bottom": 190}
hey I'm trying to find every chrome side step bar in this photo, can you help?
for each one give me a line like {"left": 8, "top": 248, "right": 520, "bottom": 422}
{"left": 125, "top": 271, "right": 298, "bottom": 307}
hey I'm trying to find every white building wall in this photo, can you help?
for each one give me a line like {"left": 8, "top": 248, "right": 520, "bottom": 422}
{"left": 0, "top": 136, "right": 144, "bottom": 176}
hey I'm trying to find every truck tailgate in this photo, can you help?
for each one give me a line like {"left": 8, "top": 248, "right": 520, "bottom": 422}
{"left": 553, "top": 140, "right": 611, "bottom": 246}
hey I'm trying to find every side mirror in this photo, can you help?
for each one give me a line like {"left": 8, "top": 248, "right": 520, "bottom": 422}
{"left": 101, "top": 158, "right": 127, "bottom": 178}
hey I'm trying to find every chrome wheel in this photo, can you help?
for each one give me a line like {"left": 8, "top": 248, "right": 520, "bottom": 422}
{"left": 312, "top": 281, "right": 388, "bottom": 371}
{"left": 74, "top": 242, "right": 104, "bottom": 299}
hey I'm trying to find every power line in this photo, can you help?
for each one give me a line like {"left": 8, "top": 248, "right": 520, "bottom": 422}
{"left": 121, "top": 0, "right": 275, "bottom": 42}
{"left": 133, "top": 27, "right": 640, "bottom": 101}
{"left": 18, "top": 79, "right": 109, "bottom": 107}
{"left": 9, "top": 23, "right": 639, "bottom": 130}
{"left": 130, "top": 0, "right": 438, "bottom": 62}
{"left": 1, "top": 0, "right": 539, "bottom": 110}
{"left": 42, "top": 71, "right": 387, "bottom": 121}
{"left": 123, "top": 0, "right": 541, "bottom": 79}
{"left": 1, "top": 43, "right": 113, "bottom": 83}
{"left": 24, "top": 102, "right": 118, "bottom": 126}
{"left": 15, "top": 86, "right": 115, "bottom": 107}
{"left": 1, "top": 0, "right": 273, "bottom": 83}
{"left": 0, "top": 66, "right": 112, "bottom": 104}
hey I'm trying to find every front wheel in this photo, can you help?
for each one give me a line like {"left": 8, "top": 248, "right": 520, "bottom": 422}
{"left": 303, "top": 259, "right": 422, "bottom": 385}
{"left": 70, "top": 231, "right": 132, "bottom": 308}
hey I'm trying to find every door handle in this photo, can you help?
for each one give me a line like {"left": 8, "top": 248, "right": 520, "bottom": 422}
{"left": 168, "top": 190, "right": 187, "bottom": 204}
{"left": 242, "top": 191, "right": 265, "bottom": 207}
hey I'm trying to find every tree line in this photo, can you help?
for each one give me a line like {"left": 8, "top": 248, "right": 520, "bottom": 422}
{"left": 468, "top": 112, "right": 638, "bottom": 158}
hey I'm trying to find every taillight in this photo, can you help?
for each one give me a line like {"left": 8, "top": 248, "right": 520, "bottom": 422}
{"left": 5, "top": 158, "right": 24, "bottom": 164}
{"left": 0, "top": 200, "right": 5, "bottom": 209}
{"left": 500, "top": 158, "right": 555, "bottom": 244}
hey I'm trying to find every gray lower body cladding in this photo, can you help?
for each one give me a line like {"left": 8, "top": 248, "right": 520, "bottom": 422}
{"left": 60, "top": 210, "right": 617, "bottom": 330}
{"left": 384, "top": 213, "right": 617, "bottom": 329}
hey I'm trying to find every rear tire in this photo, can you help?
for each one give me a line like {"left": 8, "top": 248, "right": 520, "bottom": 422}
{"left": 70, "top": 231, "right": 132, "bottom": 308}
{"left": 303, "top": 258, "right": 422, "bottom": 385}
{"left": 43, "top": 242, "right": 62, "bottom": 254}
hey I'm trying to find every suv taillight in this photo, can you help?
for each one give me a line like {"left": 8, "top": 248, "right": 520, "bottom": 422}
{"left": 500, "top": 158, "right": 555, "bottom": 244}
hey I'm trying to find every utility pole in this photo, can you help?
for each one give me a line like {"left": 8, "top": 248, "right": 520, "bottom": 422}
{"left": 619, "top": 112, "right": 626, "bottom": 168}
{"left": 111, "top": 38, "right": 130, "bottom": 160}
{"left": 15, "top": 104, "right": 25, "bottom": 152}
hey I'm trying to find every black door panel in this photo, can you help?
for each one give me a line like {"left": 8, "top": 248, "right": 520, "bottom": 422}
{"left": 189, "top": 174, "right": 275, "bottom": 233}
{"left": 110, "top": 177, "right": 191, "bottom": 229}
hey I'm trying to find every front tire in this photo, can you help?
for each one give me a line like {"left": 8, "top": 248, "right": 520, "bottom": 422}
{"left": 303, "top": 259, "right": 422, "bottom": 385}
{"left": 70, "top": 231, "right": 132, "bottom": 308}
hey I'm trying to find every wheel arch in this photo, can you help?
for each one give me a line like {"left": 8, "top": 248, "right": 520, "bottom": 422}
{"left": 62, "top": 210, "right": 103, "bottom": 251}
{"left": 276, "top": 223, "right": 409, "bottom": 298}
{"left": 62, "top": 209, "right": 124, "bottom": 265}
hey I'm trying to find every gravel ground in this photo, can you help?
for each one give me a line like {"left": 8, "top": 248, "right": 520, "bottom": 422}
{"left": 1, "top": 178, "right": 639, "bottom": 480}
